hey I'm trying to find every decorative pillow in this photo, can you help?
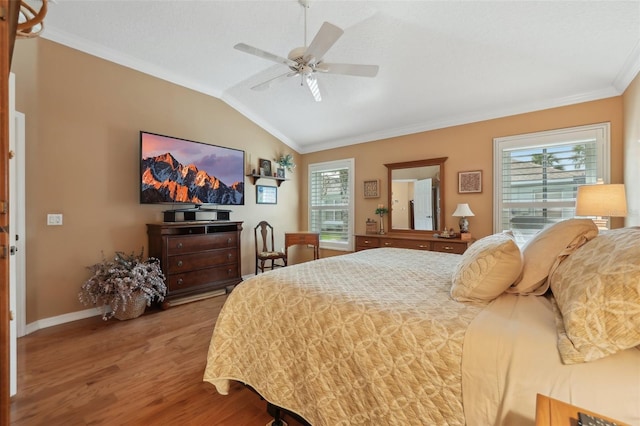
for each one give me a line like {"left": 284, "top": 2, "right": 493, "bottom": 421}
{"left": 549, "top": 227, "right": 640, "bottom": 364}
{"left": 451, "top": 233, "right": 522, "bottom": 304}
{"left": 507, "top": 219, "right": 598, "bottom": 295}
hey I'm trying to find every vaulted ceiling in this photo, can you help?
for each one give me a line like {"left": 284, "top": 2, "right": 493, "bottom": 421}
{"left": 38, "top": 0, "right": 640, "bottom": 153}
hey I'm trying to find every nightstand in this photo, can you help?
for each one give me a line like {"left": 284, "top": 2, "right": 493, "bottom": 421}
{"left": 535, "top": 394, "right": 629, "bottom": 426}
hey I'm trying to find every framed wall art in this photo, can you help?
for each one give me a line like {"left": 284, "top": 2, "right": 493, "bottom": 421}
{"left": 256, "top": 185, "right": 277, "bottom": 204}
{"left": 458, "top": 170, "right": 482, "bottom": 193}
{"left": 363, "top": 179, "right": 380, "bottom": 198}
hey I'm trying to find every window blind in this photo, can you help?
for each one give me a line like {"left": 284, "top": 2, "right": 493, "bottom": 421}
{"left": 309, "top": 159, "right": 354, "bottom": 251}
{"left": 494, "top": 123, "right": 609, "bottom": 245}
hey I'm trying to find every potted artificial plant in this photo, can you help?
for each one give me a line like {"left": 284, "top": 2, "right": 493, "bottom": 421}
{"left": 276, "top": 154, "right": 296, "bottom": 175}
{"left": 79, "top": 248, "right": 167, "bottom": 320}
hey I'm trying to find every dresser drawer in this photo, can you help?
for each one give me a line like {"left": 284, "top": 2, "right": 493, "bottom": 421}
{"left": 167, "top": 233, "right": 237, "bottom": 255}
{"left": 166, "top": 249, "right": 237, "bottom": 274}
{"left": 167, "top": 265, "right": 239, "bottom": 292}
{"left": 355, "top": 236, "right": 380, "bottom": 249}
{"left": 380, "top": 238, "right": 405, "bottom": 248}
{"left": 392, "top": 239, "right": 433, "bottom": 250}
{"left": 432, "top": 241, "right": 467, "bottom": 254}
{"left": 378, "top": 238, "right": 432, "bottom": 250}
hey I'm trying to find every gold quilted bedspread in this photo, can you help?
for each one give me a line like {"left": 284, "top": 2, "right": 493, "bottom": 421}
{"left": 203, "top": 248, "right": 482, "bottom": 425}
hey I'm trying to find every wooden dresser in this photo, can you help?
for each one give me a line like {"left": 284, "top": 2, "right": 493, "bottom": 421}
{"left": 147, "top": 221, "right": 243, "bottom": 307}
{"left": 355, "top": 233, "right": 473, "bottom": 254}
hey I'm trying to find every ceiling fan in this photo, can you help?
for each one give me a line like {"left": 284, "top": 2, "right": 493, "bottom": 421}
{"left": 233, "top": 0, "right": 379, "bottom": 102}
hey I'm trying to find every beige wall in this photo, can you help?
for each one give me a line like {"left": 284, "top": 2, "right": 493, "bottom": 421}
{"left": 10, "top": 37, "right": 634, "bottom": 324}
{"left": 12, "top": 39, "right": 301, "bottom": 323}
{"left": 623, "top": 72, "right": 640, "bottom": 226}
{"left": 301, "top": 96, "right": 625, "bottom": 257}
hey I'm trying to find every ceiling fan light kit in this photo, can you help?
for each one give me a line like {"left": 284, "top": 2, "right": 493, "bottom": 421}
{"left": 234, "top": 0, "right": 379, "bottom": 102}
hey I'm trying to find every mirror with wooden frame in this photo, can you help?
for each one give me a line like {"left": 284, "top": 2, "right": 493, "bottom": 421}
{"left": 384, "top": 157, "right": 447, "bottom": 233}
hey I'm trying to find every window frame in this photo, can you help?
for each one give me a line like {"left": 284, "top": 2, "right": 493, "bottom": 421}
{"left": 493, "top": 123, "right": 610, "bottom": 240}
{"left": 308, "top": 158, "right": 355, "bottom": 252}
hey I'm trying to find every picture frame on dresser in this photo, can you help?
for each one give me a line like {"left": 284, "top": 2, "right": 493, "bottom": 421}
{"left": 458, "top": 170, "right": 482, "bottom": 193}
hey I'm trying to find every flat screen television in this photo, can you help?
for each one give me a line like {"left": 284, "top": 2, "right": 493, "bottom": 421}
{"left": 140, "top": 131, "right": 244, "bottom": 206}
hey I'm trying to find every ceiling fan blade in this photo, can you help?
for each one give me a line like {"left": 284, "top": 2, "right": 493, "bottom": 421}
{"left": 234, "top": 43, "right": 298, "bottom": 68}
{"left": 315, "top": 63, "right": 379, "bottom": 77}
{"left": 305, "top": 74, "right": 322, "bottom": 102}
{"left": 250, "top": 71, "right": 298, "bottom": 91}
{"left": 303, "top": 22, "right": 344, "bottom": 65}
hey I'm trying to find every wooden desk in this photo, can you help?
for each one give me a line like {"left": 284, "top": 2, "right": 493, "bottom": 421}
{"left": 535, "top": 394, "right": 628, "bottom": 426}
{"left": 285, "top": 232, "right": 320, "bottom": 261}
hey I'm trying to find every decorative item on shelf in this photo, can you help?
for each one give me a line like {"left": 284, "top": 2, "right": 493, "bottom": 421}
{"left": 575, "top": 179, "right": 627, "bottom": 230}
{"left": 375, "top": 204, "right": 389, "bottom": 234}
{"left": 275, "top": 153, "right": 296, "bottom": 174}
{"left": 259, "top": 158, "right": 272, "bottom": 176}
{"left": 452, "top": 203, "right": 475, "bottom": 235}
{"left": 276, "top": 168, "right": 285, "bottom": 179}
{"left": 78, "top": 249, "right": 166, "bottom": 321}
{"left": 366, "top": 218, "right": 378, "bottom": 234}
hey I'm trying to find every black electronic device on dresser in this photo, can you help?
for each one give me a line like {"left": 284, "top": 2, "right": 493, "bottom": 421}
{"left": 147, "top": 221, "right": 243, "bottom": 308}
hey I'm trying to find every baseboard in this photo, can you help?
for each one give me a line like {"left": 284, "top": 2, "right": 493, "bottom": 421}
{"left": 25, "top": 306, "right": 104, "bottom": 335}
{"left": 24, "top": 273, "right": 257, "bottom": 335}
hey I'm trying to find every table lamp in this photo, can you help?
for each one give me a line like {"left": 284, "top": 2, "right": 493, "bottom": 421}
{"left": 452, "top": 203, "right": 475, "bottom": 234}
{"left": 575, "top": 181, "right": 627, "bottom": 230}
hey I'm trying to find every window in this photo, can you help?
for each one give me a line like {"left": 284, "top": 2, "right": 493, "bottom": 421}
{"left": 309, "top": 158, "right": 355, "bottom": 251}
{"left": 494, "top": 123, "right": 610, "bottom": 246}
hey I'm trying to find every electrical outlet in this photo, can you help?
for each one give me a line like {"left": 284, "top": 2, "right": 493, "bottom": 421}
{"left": 47, "top": 214, "right": 63, "bottom": 226}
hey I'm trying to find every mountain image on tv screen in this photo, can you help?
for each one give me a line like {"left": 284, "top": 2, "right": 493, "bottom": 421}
{"left": 140, "top": 132, "right": 244, "bottom": 205}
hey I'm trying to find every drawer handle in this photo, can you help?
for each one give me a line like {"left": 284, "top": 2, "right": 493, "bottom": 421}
{"left": 177, "top": 260, "right": 183, "bottom": 267}
{"left": 384, "top": 242, "right": 391, "bottom": 246}
{"left": 227, "top": 268, "right": 232, "bottom": 275}
{"left": 227, "top": 238, "right": 232, "bottom": 245}
{"left": 177, "top": 242, "right": 183, "bottom": 249}
{"left": 177, "top": 278, "right": 184, "bottom": 286}
{"left": 443, "top": 246, "right": 454, "bottom": 251}
{"left": 418, "top": 244, "right": 428, "bottom": 248}
{"left": 227, "top": 253, "right": 232, "bottom": 259}
{"left": 364, "top": 240, "right": 370, "bottom": 244}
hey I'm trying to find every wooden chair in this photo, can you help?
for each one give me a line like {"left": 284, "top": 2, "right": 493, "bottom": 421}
{"left": 254, "top": 221, "right": 287, "bottom": 274}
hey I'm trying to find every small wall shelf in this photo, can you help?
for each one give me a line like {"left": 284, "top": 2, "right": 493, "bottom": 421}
{"left": 247, "top": 174, "right": 288, "bottom": 187}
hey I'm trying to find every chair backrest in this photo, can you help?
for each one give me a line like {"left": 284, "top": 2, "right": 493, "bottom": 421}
{"left": 254, "top": 221, "right": 275, "bottom": 253}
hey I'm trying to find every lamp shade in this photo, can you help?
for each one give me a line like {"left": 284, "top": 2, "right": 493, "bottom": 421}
{"left": 452, "top": 203, "right": 475, "bottom": 217}
{"left": 575, "top": 184, "right": 627, "bottom": 217}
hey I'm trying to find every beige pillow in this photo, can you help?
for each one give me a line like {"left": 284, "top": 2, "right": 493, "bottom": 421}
{"left": 549, "top": 227, "right": 640, "bottom": 364}
{"left": 451, "top": 233, "right": 522, "bottom": 304}
{"left": 507, "top": 219, "right": 598, "bottom": 295}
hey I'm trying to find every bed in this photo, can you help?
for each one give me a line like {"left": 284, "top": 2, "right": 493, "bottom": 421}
{"left": 203, "top": 221, "right": 640, "bottom": 425}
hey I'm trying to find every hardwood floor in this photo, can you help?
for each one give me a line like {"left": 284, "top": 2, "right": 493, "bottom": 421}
{"left": 10, "top": 295, "right": 307, "bottom": 425}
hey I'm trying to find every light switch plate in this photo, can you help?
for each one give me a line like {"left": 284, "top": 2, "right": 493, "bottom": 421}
{"left": 47, "top": 214, "right": 63, "bottom": 226}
